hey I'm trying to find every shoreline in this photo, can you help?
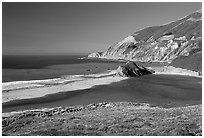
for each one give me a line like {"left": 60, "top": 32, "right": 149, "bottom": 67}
{"left": 2, "top": 70, "right": 128, "bottom": 103}
{"left": 148, "top": 66, "right": 201, "bottom": 78}
{"left": 2, "top": 65, "right": 201, "bottom": 104}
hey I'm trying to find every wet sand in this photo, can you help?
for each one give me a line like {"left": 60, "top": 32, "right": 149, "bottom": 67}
{"left": 3, "top": 74, "right": 201, "bottom": 113}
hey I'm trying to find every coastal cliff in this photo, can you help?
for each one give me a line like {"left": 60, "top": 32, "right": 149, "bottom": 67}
{"left": 88, "top": 10, "right": 202, "bottom": 70}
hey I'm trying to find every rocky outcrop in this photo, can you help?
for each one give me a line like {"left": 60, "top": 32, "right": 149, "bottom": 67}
{"left": 116, "top": 61, "right": 154, "bottom": 77}
{"left": 88, "top": 10, "right": 202, "bottom": 63}
{"left": 88, "top": 52, "right": 103, "bottom": 58}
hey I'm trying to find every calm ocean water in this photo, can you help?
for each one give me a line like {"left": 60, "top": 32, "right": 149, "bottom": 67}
{"left": 2, "top": 55, "right": 122, "bottom": 82}
{"left": 2, "top": 55, "right": 118, "bottom": 69}
{"left": 2, "top": 55, "right": 166, "bottom": 82}
{"left": 2, "top": 55, "right": 167, "bottom": 69}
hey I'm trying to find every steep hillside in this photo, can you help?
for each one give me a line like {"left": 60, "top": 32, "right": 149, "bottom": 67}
{"left": 170, "top": 51, "right": 202, "bottom": 72}
{"left": 88, "top": 10, "right": 202, "bottom": 66}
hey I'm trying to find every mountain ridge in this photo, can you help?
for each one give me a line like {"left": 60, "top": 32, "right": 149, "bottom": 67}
{"left": 88, "top": 10, "right": 202, "bottom": 71}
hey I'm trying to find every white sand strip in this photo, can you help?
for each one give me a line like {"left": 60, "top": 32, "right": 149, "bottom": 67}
{"left": 2, "top": 77, "right": 85, "bottom": 92}
{"left": 2, "top": 71, "right": 127, "bottom": 103}
{"left": 147, "top": 66, "right": 201, "bottom": 78}
{"left": 2, "top": 70, "right": 117, "bottom": 92}
{"left": 2, "top": 78, "right": 61, "bottom": 91}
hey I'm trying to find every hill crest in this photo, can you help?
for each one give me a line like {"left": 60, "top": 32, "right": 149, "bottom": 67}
{"left": 88, "top": 10, "right": 202, "bottom": 68}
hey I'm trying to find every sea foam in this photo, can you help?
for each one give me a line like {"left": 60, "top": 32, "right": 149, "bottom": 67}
{"left": 2, "top": 70, "right": 127, "bottom": 103}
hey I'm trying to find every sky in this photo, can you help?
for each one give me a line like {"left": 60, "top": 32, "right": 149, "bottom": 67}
{"left": 2, "top": 2, "right": 201, "bottom": 55}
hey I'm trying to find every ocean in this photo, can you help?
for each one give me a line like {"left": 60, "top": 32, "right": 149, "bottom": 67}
{"left": 2, "top": 55, "right": 116, "bottom": 69}
{"left": 2, "top": 55, "right": 122, "bottom": 82}
{"left": 2, "top": 55, "right": 165, "bottom": 82}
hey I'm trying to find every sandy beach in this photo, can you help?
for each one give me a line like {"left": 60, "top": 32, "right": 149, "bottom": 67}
{"left": 147, "top": 66, "right": 201, "bottom": 77}
{"left": 2, "top": 70, "right": 128, "bottom": 103}
{"left": 2, "top": 65, "right": 201, "bottom": 108}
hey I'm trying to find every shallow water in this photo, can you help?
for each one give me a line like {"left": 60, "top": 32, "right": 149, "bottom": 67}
{"left": 3, "top": 74, "right": 201, "bottom": 113}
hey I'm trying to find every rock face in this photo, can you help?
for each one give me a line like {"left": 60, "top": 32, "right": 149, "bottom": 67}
{"left": 116, "top": 61, "right": 154, "bottom": 77}
{"left": 88, "top": 52, "right": 103, "bottom": 58}
{"left": 88, "top": 10, "right": 202, "bottom": 64}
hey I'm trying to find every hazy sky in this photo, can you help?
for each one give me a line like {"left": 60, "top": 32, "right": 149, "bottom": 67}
{"left": 2, "top": 2, "right": 201, "bottom": 55}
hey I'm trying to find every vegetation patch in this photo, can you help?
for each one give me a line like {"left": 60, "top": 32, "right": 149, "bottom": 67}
{"left": 2, "top": 102, "right": 202, "bottom": 136}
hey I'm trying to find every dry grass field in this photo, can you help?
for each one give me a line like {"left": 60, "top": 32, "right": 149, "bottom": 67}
{"left": 2, "top": 102, "right": 202, "bottom": 136}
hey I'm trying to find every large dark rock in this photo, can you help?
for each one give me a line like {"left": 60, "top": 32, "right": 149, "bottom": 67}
{"left": 116, "top": 61, "right": 155, "bottom": 77}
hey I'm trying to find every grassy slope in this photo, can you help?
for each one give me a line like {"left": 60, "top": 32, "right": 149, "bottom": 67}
{"left": 171, "top": 51, "right": 202, "bottom": 72}
{"left": 2, "top": 102, "right": 202, "bottom": 136}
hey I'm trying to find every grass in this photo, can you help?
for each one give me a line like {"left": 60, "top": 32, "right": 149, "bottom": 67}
{"left": 2, "top": 102, "right": 202, "bottom": 136}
